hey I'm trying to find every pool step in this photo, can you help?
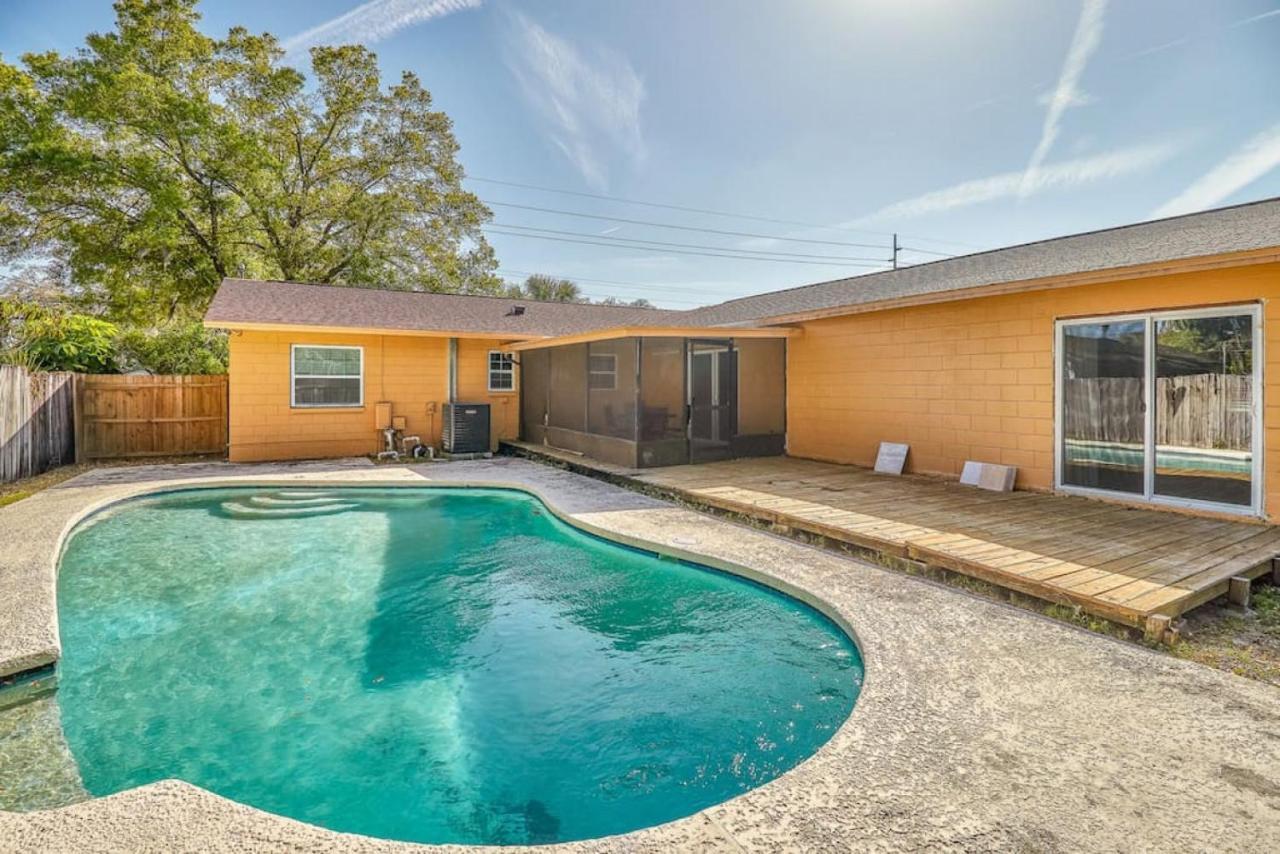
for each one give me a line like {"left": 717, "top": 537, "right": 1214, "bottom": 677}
{"left": 249, "top": 495, "right": 346, "bottom": 507}
{"left": 219, "top": 500, "right": 358, "bottom": 519}
{"left": 272, "top": 490, "right": 341, "bottom": 500}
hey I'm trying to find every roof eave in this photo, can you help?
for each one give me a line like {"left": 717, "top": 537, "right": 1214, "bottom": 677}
{"left": 746, "top": 246, "right": 1280, "bottom": 326}
{"left": 202, "top": 319, "right": 546, "bottom": 341}
{"left": 508, "top": 325, "right": 800, "bottom": 352}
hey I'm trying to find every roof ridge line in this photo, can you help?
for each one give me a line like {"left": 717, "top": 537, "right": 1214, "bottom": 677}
{"left": 221, "top": 278, "right": 680, "bottom": 312}
{"left": 688, "top": 194, "right": 1280, "bottom": 314}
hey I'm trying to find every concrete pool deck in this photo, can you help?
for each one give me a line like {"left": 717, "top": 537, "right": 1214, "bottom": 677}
{"left": 1, "top": 457, "right": 1279, "bottom": 852}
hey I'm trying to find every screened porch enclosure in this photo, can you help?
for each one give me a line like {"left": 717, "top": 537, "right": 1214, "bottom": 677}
{"left": 519, "top": 336, "right": 786, "bottom": 468}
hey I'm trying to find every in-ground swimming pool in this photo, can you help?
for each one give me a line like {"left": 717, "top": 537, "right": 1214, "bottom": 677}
{"left": 55, "top": 487, "right": 862, "bottom": 845}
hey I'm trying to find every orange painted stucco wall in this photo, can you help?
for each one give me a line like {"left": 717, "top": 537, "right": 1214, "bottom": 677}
{"left": 455, "top": 336, "right": 521, "bottom": 446}
{"left": 786, "top": 261, "right": 1280, "bottom": 518}
{"left": 227, "top": 329, "right": 518, "bottom": 462}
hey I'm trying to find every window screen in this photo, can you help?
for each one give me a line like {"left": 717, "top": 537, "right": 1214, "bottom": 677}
{"left": 489, "top": 351, "right": 515, "bottom": 391}
{"left": 587, "top": 339, "right": 637, "bottom": 440}
{"left": 291, "top": 345, "right": 362, "bottom": 407}
{"left": 588, "top": 353, "right": 617, "bottom": 390}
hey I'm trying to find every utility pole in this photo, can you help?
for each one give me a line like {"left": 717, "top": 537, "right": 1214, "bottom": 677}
{"left": 891, "top": 233, "right": 900, "bottom": 270}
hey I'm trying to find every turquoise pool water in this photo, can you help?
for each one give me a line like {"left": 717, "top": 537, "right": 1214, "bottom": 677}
{"left": 55, "top": 487, "right": 862, "bottom": 845}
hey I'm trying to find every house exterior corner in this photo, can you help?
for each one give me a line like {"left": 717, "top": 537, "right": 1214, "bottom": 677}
{"left": 225, "top": 329, "right": 519, "bottom": 462}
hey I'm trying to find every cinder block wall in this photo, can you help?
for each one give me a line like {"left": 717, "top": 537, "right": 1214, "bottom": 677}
{"left": 785, "top": 261, "right": 1280, "bottom": 516}
{"left": 226, "top": 330, "right": 518, "bottom": 461}
{"left": 455, "top": 337, "right": 520, "bottom": 445}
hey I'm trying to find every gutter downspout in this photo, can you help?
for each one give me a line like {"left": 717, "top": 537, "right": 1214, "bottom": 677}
{"left": 447, "top": 337, "right": 458, "bottom": 403}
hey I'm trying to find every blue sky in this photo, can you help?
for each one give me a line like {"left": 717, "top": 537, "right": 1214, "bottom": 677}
{"left": 3, "top": 1, "right": 1279, "bottom": 307}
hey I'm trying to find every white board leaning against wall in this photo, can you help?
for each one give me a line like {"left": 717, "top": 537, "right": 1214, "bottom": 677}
{"left": 874, "top": 442, "right": 909, "bottom": 475}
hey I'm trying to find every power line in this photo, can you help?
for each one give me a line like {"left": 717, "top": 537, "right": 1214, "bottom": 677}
{"left": 467, "top": 175, "right": 980, "bottom": 249}
{"left": 898, "top": 246, "right": 956, "bottom": 258}
{"left": 482, "top": 227, "right": 890, "bottom": 268}
{"left": 471, "top": 177, "right": 889, "bottom": 233}
{"left": 490, "top": 221, "right": 891, "bottom": 263}
{"left": 481, "top": 199, "right": 888, "bottom": 249}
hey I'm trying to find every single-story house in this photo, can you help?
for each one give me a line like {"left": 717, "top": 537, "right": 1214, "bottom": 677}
{"left": 205, "top": 197, "right": 1280, "bottom": 520}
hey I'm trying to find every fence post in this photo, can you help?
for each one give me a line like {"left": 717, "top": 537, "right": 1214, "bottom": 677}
{"left": 72, "top": 373, "right": 86, "bottom": 464}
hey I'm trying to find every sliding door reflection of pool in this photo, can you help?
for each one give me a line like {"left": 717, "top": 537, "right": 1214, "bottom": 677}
{"left": 54, "top": 488, "right": 862, "bottom": 846}
{"left": 1154, "top": 314, "right": 1254, "bottom": 506}
{"left": 1059, "top": 307, "right": 1257, "bottom": 510}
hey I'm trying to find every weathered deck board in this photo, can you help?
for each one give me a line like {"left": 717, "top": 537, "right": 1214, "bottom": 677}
{"left": 506, "top": 444, "right": 1280, "bottom": 629}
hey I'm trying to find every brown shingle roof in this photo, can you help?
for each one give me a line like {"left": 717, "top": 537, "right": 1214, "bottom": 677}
{"left": 204, "top": 278, "right": 688, "bottom": 338}
{"left": 682, "top": 196, "right": 1280, "bottom": 326}
{"left": 204, "top": 198, "right": 1280, "bottom": 338}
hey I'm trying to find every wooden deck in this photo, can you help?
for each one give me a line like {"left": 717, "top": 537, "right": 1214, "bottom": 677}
{"left": 506, "top": 443, "right": 1280, "bottom": 635}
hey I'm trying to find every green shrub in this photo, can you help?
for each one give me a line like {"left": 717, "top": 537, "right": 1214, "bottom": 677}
{"left": 0, "top": 299, "right": 227, "bottom": 375}
{"left": 115, "top": 322, "right": 228, "bottom": 375}
{"left": 19, "top": 312, "right": 119, "bottom": 373}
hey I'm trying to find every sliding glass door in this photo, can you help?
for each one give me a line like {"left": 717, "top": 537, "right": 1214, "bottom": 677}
{"left": 1153, "top": 313, "right": 1255, "bottom": 506}
{"left": 1056, "top": 305, "right": 1261, "bottom": 514}
{"left": 1060, "top": 319, "right": 1146, "bottom": 494}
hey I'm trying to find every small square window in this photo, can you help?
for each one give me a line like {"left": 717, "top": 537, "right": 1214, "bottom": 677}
{"left": 488, "top": 351, "right": 515, "bottom": 392}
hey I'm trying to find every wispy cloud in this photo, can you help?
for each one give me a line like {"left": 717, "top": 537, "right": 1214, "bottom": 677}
{"left": 282, "top": 0, "right": 479, "bottom": 58}
{"left": 1228, "top": 8, "right": 1280, "bottom": 28}
{"left": 1125, "top": 8, "right": 1277, "bottom": 60}
{"left": 1152, "top": 123, "right": 1280, "bottom": 219}
{"left": 1019, "top": 0, "right": 1108, "bottom": 197}
{"left": 854, "top": 142, "right": 1182, "bottom": 224}
{"left": 505, "top": 11, "right": 645, "bottom": 190}
{"left": 1124, "top": 37, "right": 1188, "bottom": 60}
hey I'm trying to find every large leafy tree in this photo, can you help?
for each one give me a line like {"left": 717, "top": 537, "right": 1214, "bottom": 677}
{"left": 0, "top": 0, "right": 501, "bottom": 323}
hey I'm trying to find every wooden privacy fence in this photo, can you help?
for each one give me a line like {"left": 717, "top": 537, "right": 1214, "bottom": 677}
{"left": 1064, "top": 373, "right": 1253, "bottom": 450}
{"left": 1155, "top": 373, "right": 1252, "bottom": 451}
{"left": 77, "top": 374, "right": 228, "bottom": 460}
{"left": 0, "top": 366, "right": 77, "bottom": 483}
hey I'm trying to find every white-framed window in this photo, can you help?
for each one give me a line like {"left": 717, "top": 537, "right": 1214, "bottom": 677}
{"left": 1054, "top": 303, "right": 1262, "bottom": 516}
{"left": 588, "top": 353, "right": 617, "bottom": 390}
{"left": 291, "top": 344, "right": 363, "bottom": 408}
{"left": 488, "top": 351, "right": 515, "bottom": 392}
